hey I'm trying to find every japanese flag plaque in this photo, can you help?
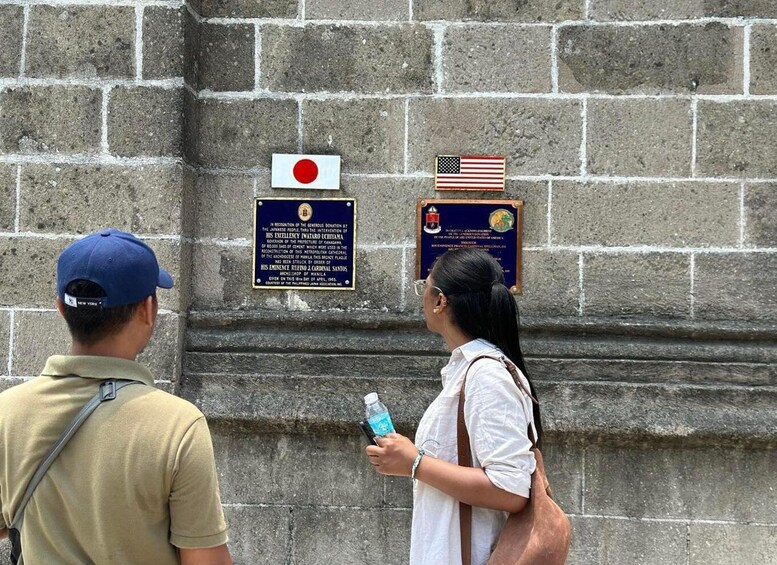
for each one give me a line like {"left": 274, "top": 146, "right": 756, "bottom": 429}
{"left": 417, "top": 199, "right": 523, "bottom": 293}
{"left": 253, "top": 198, "right": 356, "bottom": 290}
{"left": 271, "top": 154, "right": 341, "bottom": 190}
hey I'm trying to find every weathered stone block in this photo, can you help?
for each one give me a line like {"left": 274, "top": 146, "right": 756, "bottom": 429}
{"left": 567, "top": 516, "right": 687, "bottom": 565}
{"left": 0, "top": 237, "right": 69, "bottom": 307}
{"left": 744, "top": 183, "right": 777, "bottom": 247}
{"left": 706, "top": 0, "right": 777, "bottom": 17}
{"left": 26, "top": 6, "right": 134, "bottom": 78}
{"left": 531, "top": 358, "right": 777, "bottom": 388}
{"left": 415, "top": 0, "right": 583, "bottom": 22}
{"left": 191, "top": 243, "right": 288, "bottom": 310}
{"left": 690, "top": 524, "right": 777, "bottom": 565}
{"left": 261, "top": 24, "right": 434, "bottom": 94}
{"left": 292, "top": 507, "right": 411, "bottom": 565}
{"left": 558, "top": 24, "right": 743, "bottom": 94}
{"left": 517, "top": 250, "right": 580, "bottom": 317}
{"left": 182, "top": 89, "right": 199, "bottom": 165}
{"left": 384, "top": 475, "right": 413, "bottom": 508}
{"left": 307, "top": 0, "right": 407, "bottom": 19}
{"left": 0, "top": 5, "right": 23, "bottom": 77}
{"left": 695, "top": 253, "right": 777, "bottom": 322}
{"left": 195, "top": 173, "right": 254, "bottom": 241}
{"left": 196, "top": 98, "right": 298, "bottom": 168}
{"left": 183, "top": 9, "right": 199, "bottom": 89}
{"left": 590, "top": 0, "right": 777, "bottom": 19}
{"left": 108, "top": 87, "right": 183, "bottom": 157}
{"left": 0, "top": 86, "right": 101, "bottom": 154}
{"left": 197, "top": 23, "right": 254, "bottom": 92}
{"left": 20, "top": 164, "right": 185, "bottom": 235}
{"left": 0, "top": 164, "right": 15, "bottom": 231}
{"left": 541, "top": 444, "right": 584, "bottom": 515}
{"left": 143, "top": 7, "right": 184, "bottom": 80}
{"left": 408, "top": 98, "right": 582, "bottom": 175}
{"left": 11, "top": 310, "right": 181, "bottom": 380}
{"left": 293, "top": 248, "right": 403, "bottom": 311}
{"left": 211, "top": 428, "right": 384, "bottom": 505}
{"left": 143, "top": 238, "right": 187, "bottom": 312}
{"left": 585, "top": 445, "right": 777, "bottom": 521}
{"left": 0, "top": 311, "right": 9, "bottom": 373}
{"left": 443, "top": 25, "right": 551, "bottom": 93}
{"left": 697, "top": 101, "right": 777, "bottom": 177}
{"left": 222, "top": 505, "right": 291, "bottom": 565}
{"left": 551, "top": 181, "right": 740, "bottom": 247}
{"left": 189, "top": 0, "right": 297, "bottom": 18}
{"left": 587, "top": 99, "right": 693, "bottom": 176}
{"left": 752, "top": 25, "right": 777, "bottom": 95}
{"left": 181, "top": 167, "right": 197, "bottom": 239}
{"left": 302, "top": 99, "right": 405, "bottom": 174}
{"left": 583, "top": 253, "right": 690, "bottom": 318}
{"left": 589, "top": 0, "right": 702, "bottom": 20}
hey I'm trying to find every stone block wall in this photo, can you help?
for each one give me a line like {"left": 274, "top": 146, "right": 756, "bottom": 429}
{"left": 2, "top": 1, "right": 777, "bottom": 564}
{"left": 0, "top": 0, "right": 190, "bottom": 392}
{"left": 182, "top": 2, "right": 777, "bottom": 323}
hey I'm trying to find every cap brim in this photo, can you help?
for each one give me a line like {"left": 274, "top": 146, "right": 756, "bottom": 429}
{"left": 158, "top": 268, "right": 174, "bottom": 289}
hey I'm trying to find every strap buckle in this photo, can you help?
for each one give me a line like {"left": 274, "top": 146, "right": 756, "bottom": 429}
{"left": 100, "top": 380, "right": 117, "bottom": 401}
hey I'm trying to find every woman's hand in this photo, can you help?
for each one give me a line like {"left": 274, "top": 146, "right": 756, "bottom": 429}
{"left": 365, "top": 433, "right": 419, "bottom": 476}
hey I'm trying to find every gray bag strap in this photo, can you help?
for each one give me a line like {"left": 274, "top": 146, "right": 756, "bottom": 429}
{"left": 9, "top": 379, "right": 142, "bottom": 530}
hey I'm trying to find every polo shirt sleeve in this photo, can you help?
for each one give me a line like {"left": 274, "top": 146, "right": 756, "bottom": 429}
{"left": 463, "top": 359, "right": 536, "bottom": 499}
{"left": 169, "top": 416, "right": 229, "bottom": 549}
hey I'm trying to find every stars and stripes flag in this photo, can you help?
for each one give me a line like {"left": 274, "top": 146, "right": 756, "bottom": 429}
{"left": 434, "top": 155, "right": 506, "bottom": 191}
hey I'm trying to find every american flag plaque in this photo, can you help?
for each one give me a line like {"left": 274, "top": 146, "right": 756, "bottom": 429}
{"left": 434, "top": 155, "right": 506, "bottom": 191}
{"left": 416, "top": 199, "right": 523, "bottom": 293}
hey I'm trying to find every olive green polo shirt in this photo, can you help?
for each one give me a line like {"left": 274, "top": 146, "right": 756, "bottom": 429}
{"left": 0, "top": 356, "right": 228, "bottom": 564}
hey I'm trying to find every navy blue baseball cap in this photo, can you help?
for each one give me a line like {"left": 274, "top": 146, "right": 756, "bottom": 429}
{"left": 57, "top": 228, "right": 174, "bottom": 308}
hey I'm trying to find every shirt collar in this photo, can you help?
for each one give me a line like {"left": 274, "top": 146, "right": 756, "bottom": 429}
{"left": 40, "top": 355, "right": 156, "bottom": 387}
{"left": 456, "top": 338, "right": 499, "bottom": 361}
{"left": 441, "top": 338, "right": 499, "bottom": 386}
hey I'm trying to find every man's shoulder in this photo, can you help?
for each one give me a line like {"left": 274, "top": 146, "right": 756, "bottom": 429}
{"left": 0, "top": 378, "right": 46, "bottom": 410}
{"left": 131, "top": 386, "right": 206, "bottom": 423}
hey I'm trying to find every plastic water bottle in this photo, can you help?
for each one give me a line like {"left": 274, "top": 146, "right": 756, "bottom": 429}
{"left": 364, "top": 392, "right": 395, "bottom": 437}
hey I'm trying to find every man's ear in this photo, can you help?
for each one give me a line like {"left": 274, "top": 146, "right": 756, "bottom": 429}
{"left": 139, "top": 296, "right": 156, "bottom": 327}
{"left": 56, "top": 297, "right": 65, "bottom": 317}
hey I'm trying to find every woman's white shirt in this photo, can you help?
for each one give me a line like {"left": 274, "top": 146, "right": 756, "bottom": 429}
{"left": 410, "top": 339, "right": 536, "bottom": 565}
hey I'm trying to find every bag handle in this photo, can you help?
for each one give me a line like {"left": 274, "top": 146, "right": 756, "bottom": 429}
{"left": 457, "top": 354, "right": 538, "bottom": 565}
{"left": 9, "top": 378, "right": 142, "bottom": 563}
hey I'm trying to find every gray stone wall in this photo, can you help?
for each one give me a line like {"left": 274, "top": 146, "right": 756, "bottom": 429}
{"left": 1, "top": 0, "right": 777, "bottom": 564}
{"left": 0, "top": 0, "right": 190, "bottom": 393}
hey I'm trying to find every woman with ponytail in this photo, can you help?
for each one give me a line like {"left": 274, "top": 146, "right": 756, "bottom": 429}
{"left": 366, "top": 248, "right": 541, "bottom": 565}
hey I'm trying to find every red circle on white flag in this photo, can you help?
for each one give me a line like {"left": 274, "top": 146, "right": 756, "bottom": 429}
{"left": 293, "top": 159, "right": 319, "bottom": 184}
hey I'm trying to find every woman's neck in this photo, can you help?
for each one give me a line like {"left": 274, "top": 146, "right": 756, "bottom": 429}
{"left": 440, "top": 323, "right": 473, "bottom": 352}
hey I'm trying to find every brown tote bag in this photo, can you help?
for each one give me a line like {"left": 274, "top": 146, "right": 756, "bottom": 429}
{"left": 457, "top": 355, "right": 571, "bottom": 565}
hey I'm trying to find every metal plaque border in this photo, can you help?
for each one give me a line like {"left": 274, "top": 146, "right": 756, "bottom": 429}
{"left": 415, "top": 198, "right": 523, "bottom": 294}
{"left": 252, "top": 196, "right": 358, "bottom": 291}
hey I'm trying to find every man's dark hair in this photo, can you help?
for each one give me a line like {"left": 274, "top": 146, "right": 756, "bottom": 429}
{"left": 62, "top": 280, "right": 152, "bottom": 345}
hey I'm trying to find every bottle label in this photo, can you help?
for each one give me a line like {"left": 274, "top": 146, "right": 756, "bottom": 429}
{"left": 368, "top": 412, "right": 395, "bottom": 437}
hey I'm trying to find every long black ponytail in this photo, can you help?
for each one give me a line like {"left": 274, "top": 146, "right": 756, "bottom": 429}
{"left": 431, "top": 247, "right": 543, "bottom": 445}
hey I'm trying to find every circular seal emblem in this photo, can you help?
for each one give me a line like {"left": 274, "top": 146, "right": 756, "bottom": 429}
{"left": 298, "top": 203, "right": 313, "bottom": 222}
{"left": 489, "top": 209, "right": 515, "bottom": 233}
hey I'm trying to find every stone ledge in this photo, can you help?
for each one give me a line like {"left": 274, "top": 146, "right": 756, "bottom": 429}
{"left": 182, "top": 311, "right": 777, "bottom": 446}
{"left": 180, "top": 374, "right": 777, "bottom": 448}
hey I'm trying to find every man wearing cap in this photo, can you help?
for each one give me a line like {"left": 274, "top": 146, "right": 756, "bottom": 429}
{"left": 0, "top": 229, "right": 232, "bottom": 564}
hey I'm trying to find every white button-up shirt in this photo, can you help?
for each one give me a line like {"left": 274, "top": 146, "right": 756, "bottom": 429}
{"left": 410, "top": 339, "right": 537, "bottom": 565}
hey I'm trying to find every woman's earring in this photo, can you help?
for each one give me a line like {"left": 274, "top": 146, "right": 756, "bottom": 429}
{"left": 433, "top": 307, "right": 441, "bottom": 314}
